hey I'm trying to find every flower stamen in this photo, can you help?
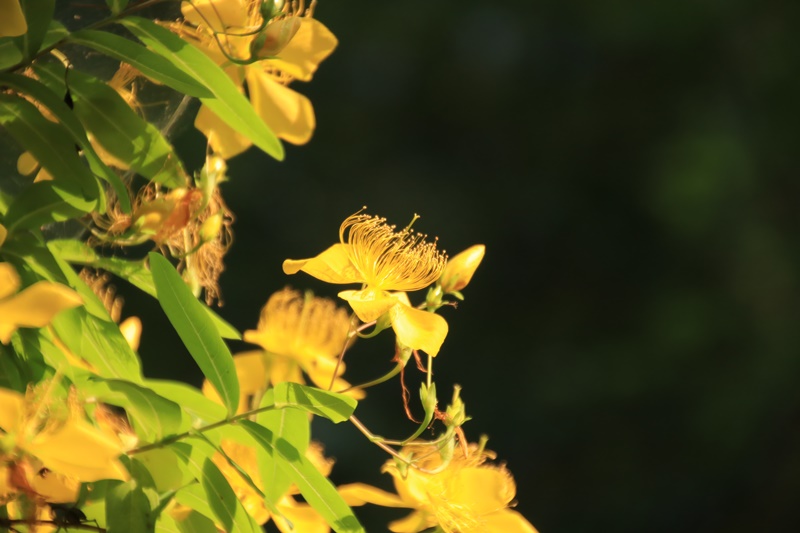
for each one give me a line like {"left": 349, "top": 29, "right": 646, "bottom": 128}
{"left": 340, "top": 213, "right": 446, "bottom": 292}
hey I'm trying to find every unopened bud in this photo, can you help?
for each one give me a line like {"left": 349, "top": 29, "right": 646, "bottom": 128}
{"left": 200, "top": 213, "right": 224, "bottom": 242}
{"left": 252, "top": 16, "right": 301, "bottom": 57}
{"left": 440, "top": 245, "right": 485, "bottom": 293}
{"left": 119, "top": 316, "right": 142, "bottom": 352}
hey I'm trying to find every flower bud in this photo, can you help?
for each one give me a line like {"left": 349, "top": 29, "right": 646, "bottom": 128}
{"left": 252, "top": 16, "right": 301, "bottom": 58}
{"left": 200, "top": 213, "right": 224, "bottom": 243}
{"left": 440, "top": 245, "right": 485, "bottom": 293}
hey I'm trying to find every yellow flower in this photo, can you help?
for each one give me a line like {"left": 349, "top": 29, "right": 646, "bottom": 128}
{"left": 212, "top": 439, "right": 331, "bottom": 532}
{"left": 0, "top": 0, "right": 27, "bottom": 37}
{"left": 0, "top": 386, "right": 129, "bottom": 483}
{"left": 204, "top": 288, "right": 362, "bottom": 410}
{"left": 283, "top": 212, "right": 449, "bottom": 356}
{"left": 339, "top": 443, "right": 538, "bottom": 533}
{"left": 440, "top": 244, "right": 485, "bottom": 293}
{"left": 178, "top": 0, "right": 338, "bottom": 158}
{"left": 0, "top": 260, "right": 83, "bottom": 345}
{"left": 243, "top": 288, "right": 364, "bottom": 398}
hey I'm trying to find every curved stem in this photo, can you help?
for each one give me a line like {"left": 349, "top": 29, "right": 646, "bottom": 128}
{"left": 336, "top": 361, "right": 402, "bottom": 393}
{"left": 128, "top": 403, "right": 279, "bottom": 455}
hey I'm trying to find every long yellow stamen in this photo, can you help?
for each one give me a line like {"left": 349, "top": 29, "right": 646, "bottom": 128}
{"left": 340, "top": 213, "right": 446, "bottom": 292}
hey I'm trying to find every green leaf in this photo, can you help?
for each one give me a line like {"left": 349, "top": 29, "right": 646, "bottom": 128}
{"left": 0, "top": 344, "right": 25, "bottom": 390}
{"left": 256, "top": 389, "right": 309, "bottom": 503}
{"left": 81, "top": 378, "right": 187, "bottom": 442}
{"left": 0, "top": 93, "right": 100, "bottom": 198}
{"left": 69, "top": 30, "right": 213, "bottom": 98}
{"left": 48, "top": 240, "right": 242, "bottom": 340}
{"left": 0, "top": 72, "right": 131, "bottom": 212}
{"left": 14, "top": 0, "right": 55, "bottom": 59}
{"left": 34, "top": 62, "right": 189, "bottom": 189}
{"left": 270, "top": 382, "right": 358, "bottom": 423}
{"left": 119, "top": 17, "right": 284, "bottom": 161}
{"left": 157, "top": 511, "right": 218, "bottom": 533}
{"left": 136, "top": 448, "right": 192, "bottom": 494}
{"left": 0, "top": 39, "right": 23, "bottom": 71}
{"left": 0, "top": 94, "right": 100, "bottom": 228}
{"left": 172, "top": 441, "right": 260, "bottom": 533}
{"left": 240, "top": 420, "right": 365, "bottom": 533}
{"left": 52, "top": 307, "right": 143, "bottom": 381}
{"left": 106, "top": 478, "right": 155, "bottom": 533}
{"left": 2, "top": 181, "right": 96, "bottom": 231}
{"left": 144, "top": 379, "right": 227, "bottom": 424}
{"left": 149, "top": 252, "right": 238, "bottom": 416}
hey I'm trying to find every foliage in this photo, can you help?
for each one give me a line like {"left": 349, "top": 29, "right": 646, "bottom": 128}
{"left": 0, "top": 1, "right": 536, "bottom": 532}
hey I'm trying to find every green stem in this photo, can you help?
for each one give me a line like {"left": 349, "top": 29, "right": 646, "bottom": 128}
{"left": 336, "top": 361, "right": 402, "bottom": 393}
{"left": 127, "top": 403, "right": 279, "bottom": 455}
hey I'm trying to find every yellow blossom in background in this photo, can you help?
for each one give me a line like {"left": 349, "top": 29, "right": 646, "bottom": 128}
{"left": 283, "top": 212, "right": 449, "bottom": 356}
{"left": 243, "top": 288, "right": 363, "bottom": 397}
{"left": 204, "top": 288, "right": 362, "bottom": 410}
{"left": 440, "top": 244, "right": 486, "bottom": 293}
{"left": 212, "top": 439, "right": 331, "bottom": 532}
{"left": 0, "top": 386, "right": 129, "bottom": 483}
{"left": 0, "top": 259, "right": 83, "bottom": 345}
{"left": 178, "top": 0, "right": 338, "bottom": 158}
{"left": 0, "top": 0, "right": 27, "bottom": 37}
{"left": 339, "top": 442, "right": 538, "bottom": 533}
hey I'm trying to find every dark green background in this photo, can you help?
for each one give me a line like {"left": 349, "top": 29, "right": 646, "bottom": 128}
{"left": 130, "top": 0, "right": 800, "bottom": 531}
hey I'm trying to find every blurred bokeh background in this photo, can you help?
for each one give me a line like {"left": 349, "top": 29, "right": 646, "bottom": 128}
{"left": 124, "top": 0, "right": 800, "bottom": 531}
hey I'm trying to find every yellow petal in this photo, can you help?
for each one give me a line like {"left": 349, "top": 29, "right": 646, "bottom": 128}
{"left": 440, "top": 244, "right": 485, "bottom": 293}
{"left": 449, "top": 467, "right": 515, "bottom": 515}
{"left": 26, "top": 419, "right": 128, "bottom": 481}
{"left": 246, "top": 67, "right": 315, "bottom": 145}
{"left": 283, "top": 243, "right": 363, "bottom": 284}
{"left": 338, "top": 289, "right": 397, "bottom": 322}
{"left": 273, "top": 497, "right": 329, "bottom": 533}
{"left": 31, "top": 470, "right": 81, "bottom": 504}
{"left": 388, "top": 511, "right": 433, "bottom": 533}
{"left": 0, "top": 387, "right": 24, "bottom": 433}
{"left": 266, "top": 354, "right": 305, "bottom": 388}
{"left": 0, "top": 223, "right": 6, "bottom": 248}
{"left": 338, "top": 483, "right": 408, "bottom": 508}
{"left": 479, "top": 510, "right": 539, "bottom": 533}
{"left": 306, "top": 357, "right": 365, "bottom": 400}
{"left": 0, "top": 262, "right": 21, "bottom": 300}
{"left": 119, "top": 316, "right": 142, "bottom": 351}
{"left": 389, "top": 303, "right": 448, "bottom": 356}
{"left": 181, "top": 0, "right": 248, "bottom": 31}
{"left": 0, "top": 0, "right": 27, "bottom": 37}
{"left": 0, "top": 281, "right": 82, "bottom": 343}
{"left": 268, "top": 19, "right": 338, "bottom": 82}
{"left": 195, "top": 104, "right": 252, "bottom": 159}
{"left": 233, "top": 351, "right": 269, "bottom": 397}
